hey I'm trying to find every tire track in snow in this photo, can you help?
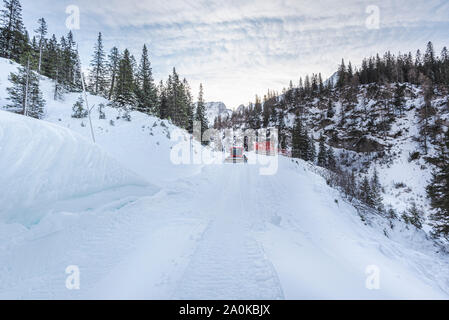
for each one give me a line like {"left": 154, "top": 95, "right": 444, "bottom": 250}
{"left": 173, "top": 164, "right": 284, "bottom": 299}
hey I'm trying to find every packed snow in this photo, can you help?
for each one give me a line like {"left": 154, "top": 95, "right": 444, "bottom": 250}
{"left": 0, "top": 57, "right": 449, "bottom": 299}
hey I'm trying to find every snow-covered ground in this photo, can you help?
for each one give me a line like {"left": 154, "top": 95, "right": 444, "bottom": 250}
{"left": 1, "top": 58, "right": 449, "bottom": 299}
{"left": 0, "top": 111, "right": 150, "bottom": 226}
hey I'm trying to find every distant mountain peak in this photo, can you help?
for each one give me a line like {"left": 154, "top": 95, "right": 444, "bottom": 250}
{"left": 204, "top": 101, "right": 233, "bottom": 126}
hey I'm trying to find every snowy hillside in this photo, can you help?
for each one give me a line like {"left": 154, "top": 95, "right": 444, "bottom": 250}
{"left": 309, "top": 83, "right": 449, "bottom": 217}
{"left": 226, "top": 81, "right": 449, "bottom": 227}
{"left": 0, "top": 58, "right": 206, "bottom": 187}
{"left": 204, "top": 101, "right": 232, "bottom": 126}
{"left": 1, "top": 57, "right": 449, "bottom": 299}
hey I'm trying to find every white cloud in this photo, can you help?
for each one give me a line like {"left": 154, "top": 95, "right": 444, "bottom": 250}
{"left": 21, "top": 0, "right": 449, "bottom": 108}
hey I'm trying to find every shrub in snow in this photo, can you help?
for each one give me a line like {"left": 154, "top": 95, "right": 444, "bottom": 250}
{"left": 72, "top": 96, "right": 88, "bottom": 118}
{"left": 402, "top": 202, "right": 424, "bottom": 229}
{"left": 98, "top": 103, "right": 106, "bottom": 119}
{"left": 122, "top": 111, "right": 131, "bottom": 121}
{"left": 408, "top": 151, "right": 420, "bottom": 162}
{"left": 394, "top": 182, "right": 407, "bottom": 189}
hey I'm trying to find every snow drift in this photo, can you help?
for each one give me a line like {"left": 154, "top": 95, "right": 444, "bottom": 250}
{"left": 0, "top": 110, "right": 148, "bottom": 225}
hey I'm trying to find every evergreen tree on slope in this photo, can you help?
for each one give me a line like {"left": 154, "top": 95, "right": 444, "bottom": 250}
{"left": 427, "top": 129, "right": 449, "bottom": 239}
{"left": 107, "top": 46, "right": 120, "bottom": 100}
{"left": 371, "top": 168, "right": 384, "bottom": 211}
{"left": 34, "top": 17, "right": 47, "bottom": 73}
{"left": 114, "top": 48, "right": 135, "bottom": 110}
{"left": 195, "top": 83, "right": 208, "bottom": 145}
{"left": 317, "top": 134, "right": 327, "bottom": 167}
{"left": 135, "top": 44, "right": 157, "bottom": 115}
{"left": 291, "top": 116, "right": 304, "bottom": 159}
{"left": 6, "top": 54, "right": 45, "bottom": 119}
{"left": 0, "top": 0, "right": 27, "bottom": 61}
{"left": 88, "top": 32, "right": 107, "bottom": 96}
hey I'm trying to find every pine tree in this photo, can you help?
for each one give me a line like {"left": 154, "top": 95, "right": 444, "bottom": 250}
{"left": 441, "top": 46, "right": 449, "bottom": 85}
{"left": 326, "top": 146, "right": 336, "bottom": 171}
{"left": 326, "top": 100, "right": 335, "bottom": 118}
{"left": 34, "top": 17, "right": 47, "bottom": 73}
{"left": 317, "top": 134, "right": 327, "bottom": 167}
{"left": 135, "top": 44, "right": 157, "bottom": 114}
{"left": 158, "top": 80, "right": 168, "bottom": 119}
{"left": 360, "top": 176, "right": 374, "bottom": 207}
{"left": 59, "top": 32, "right": 80, "bottom": 91}
{"left": 393, "top": 83, "right": 405, "bottom": 116}
{"left": 72, "top": 95, "right": 87, "bottom": 118}
{"left": 114, "top": 48, "right": 135, "bottom": 110}
{"left": 44, "top": 34, "right": 58, "bottom": 79}
{"left": 88, "top": 32, "right": 107, "bottom": 96}
{"left": 6, "top": 54, "right": 45, "bottom": 119}
{"left": 278, "top": 111, "right": 287, "bottom": 150}
{"left": 336, "top": 59, "right": 346, "bottom": 88}
{"left": 29, "top": 35, "right": 39, "bottom": 68}
{"left": 424, "top": 41, "right": 436, "bottom": 81}
{"left": 183, "top": 78, "right": 194, "bottom": 133}
{"left": 402, "top": 202, "right": 423, "bottom": 229}
{"left": 195, "top": 83, "right": 208, "bottom": 145}
{"left": 0, "top": 0, "right": 27, "bottom": 61}
{"left": 44, "top": 34, "right": 63, "bottom": 100}
{"left": 291, "top": 116, "right": 304, "bottom": 159}
{"left": 107, "top": 46, "right": 120, "bottom": 100}
{"left": 371, "top": 168, "right": 384, "bottom": 211}
{"left": 299, "top": 126, "right": 310, "bottom": 160}
{"left": 27, "top": 69, "right": 45, "bottom": 118}
{"left": 308, "top": 133, "right": 316, "bottom": 163}
{"left": 427, "top": 129, "right": 449, "bottom": 239}
{"left": 167, "top": 68, "right": 180, "bottom": 123}
{"left": 419, "top": 74, "right": 434, "bottom": 154}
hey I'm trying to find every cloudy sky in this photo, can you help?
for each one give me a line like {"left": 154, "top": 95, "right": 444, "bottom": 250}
{"left": 21, "top": 0, "right": 449, "bottom": 108}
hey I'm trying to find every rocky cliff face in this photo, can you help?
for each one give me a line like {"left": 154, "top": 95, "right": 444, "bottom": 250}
{"left": 204, "top": 101, "right": 233, "bottom": 126}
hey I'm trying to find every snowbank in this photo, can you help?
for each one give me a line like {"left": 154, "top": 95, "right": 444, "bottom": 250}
{"left": 0, "top": 110, "right": 148, "bottom": 225}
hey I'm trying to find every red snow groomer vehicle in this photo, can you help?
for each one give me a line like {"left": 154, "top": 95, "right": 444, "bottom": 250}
{"left": 255, "top": 140, "right": 276, "bottom": 156}
{"left": 225, "top": 146, "right": 248, "bottom": 163}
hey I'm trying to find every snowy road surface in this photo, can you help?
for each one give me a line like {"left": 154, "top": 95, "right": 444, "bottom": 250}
{"left": 1, "top": 109, "right": 449, "bottom": 299}
{"left": 1, "top": 158, "right": 449, "bottom": 299}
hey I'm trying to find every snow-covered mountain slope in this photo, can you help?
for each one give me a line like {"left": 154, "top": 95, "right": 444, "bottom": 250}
{"left": 0, "top": 58, "right": 205, "bottom": 188}
{"left": 204, "top": 101, "right": 232, "bottom": 126}
{"left": 0, "top": 110, "right": 149, "bottom": 226}
{"left": 314, "top": 84, "right": 449, "bottom": 217}
{"left": 325, "top": 71, "right": 339, "bottom": 87}
{"left": 227, "top": 82, "right": 449, "bottom": 225}
{"left": 0, "top": 57, "right": 449, "bottom": 299}
{"left": 44, "top": 96, "right": 205, "bottom": 187}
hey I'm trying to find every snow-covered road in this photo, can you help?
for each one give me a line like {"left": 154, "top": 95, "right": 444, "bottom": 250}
{"left": 82, "top": 164, "right": 285, "bottom": 299}
{"left": 1, "top": 107, "right": 449, "bottom": 299}
{"left": 174, "top": 165, "right": 284, "bottom": 299}
{"left": 2, "top": 156, "right": 449, "bottom": 299}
